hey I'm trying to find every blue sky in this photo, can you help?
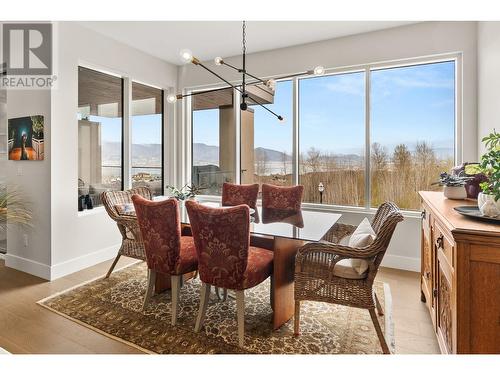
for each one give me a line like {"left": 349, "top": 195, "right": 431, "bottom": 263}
{"left": 100, "top": 60, "right": 456, "bottom": 159}
{"left": 91, "top": 113, "right": 162, "bottom": 144}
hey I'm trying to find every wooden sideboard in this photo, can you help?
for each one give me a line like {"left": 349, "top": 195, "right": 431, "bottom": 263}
{"left": 419, "top": 191, "right": 500, "bottom": 354}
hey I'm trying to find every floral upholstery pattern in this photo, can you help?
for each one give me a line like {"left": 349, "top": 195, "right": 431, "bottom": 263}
{"left": 185, "top": 200, "right": 273, "bottom": 290}
{"left": 222, "top": 182, "right": 259, "bottom": 209}
{"left": 261, "top": 184, "right": 304, "bottom": 211}
{"left": 132, "top": 195, "right": 198, "bottom": 276}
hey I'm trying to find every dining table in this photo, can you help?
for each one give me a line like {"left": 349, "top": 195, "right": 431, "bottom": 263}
{"left": 152, "top": 199, "right": 341, "bottom": 330}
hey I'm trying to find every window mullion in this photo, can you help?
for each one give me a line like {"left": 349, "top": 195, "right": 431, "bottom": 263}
{"left": 293, "top": 77, "right": 299, "bottom": 186}
{"left": 364, "top": 67, "right": 371, "bottom": 210}
{"left": 123, "top": 77, "right": 132, "bottom": 190}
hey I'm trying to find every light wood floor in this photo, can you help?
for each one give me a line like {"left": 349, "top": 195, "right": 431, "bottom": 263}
{"left": 0, "top": 258, "right": 440, "bottom": 354}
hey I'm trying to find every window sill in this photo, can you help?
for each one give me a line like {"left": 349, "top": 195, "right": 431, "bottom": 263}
{"left": 77, "top": 206, "right": 106, "bottom": 217}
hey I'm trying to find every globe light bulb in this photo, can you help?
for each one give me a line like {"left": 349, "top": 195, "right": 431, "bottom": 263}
{"left": 278, "top": 115, "right": 285, "bottom": 123}
{"left": 180, "top": 49, "right": 194, "bottom": 63}
{"left": 266, "top": 79, "right": 276, "bottom": 90}
{"left": 214, "top": 57, "right": 224, "bottom": 66}
{"left": 313, "top": 66, "right": 325, "bottom": 75}
{"left": 166, "top": 94, "right": 178, "bottom": 104}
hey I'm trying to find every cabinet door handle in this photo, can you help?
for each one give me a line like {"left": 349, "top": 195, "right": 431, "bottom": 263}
{"left": 433, "top": 289, "right": 438, "bottom": 298}
{"left": 421, "top": 210, "right": 426, "bottom": 220}
{"left": 426, "top": 271, "right": 431, "bottom": 279}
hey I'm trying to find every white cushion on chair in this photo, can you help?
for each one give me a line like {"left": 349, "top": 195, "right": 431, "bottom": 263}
{"left": 347, "top": 218, "right": 376, "bottom": 275}
{"left": 333, "top": 259, "right": 368, "bottom": 279}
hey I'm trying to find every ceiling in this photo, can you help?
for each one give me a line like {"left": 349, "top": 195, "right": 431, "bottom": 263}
{"left": 79, "top": 21, "right": 416, "bottom": 65}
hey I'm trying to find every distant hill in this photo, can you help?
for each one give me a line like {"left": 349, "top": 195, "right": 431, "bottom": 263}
{"left": 102, "top": 141, "right": 452, "bottom": 166}
{"left": 102, "top": 142, "right": 162, "bottom": 164}
{"left": 255, "top": 147, "right": 291, "bottom": 162}
{"left": 192, "top": 143, "right": 219, "bottom": 164}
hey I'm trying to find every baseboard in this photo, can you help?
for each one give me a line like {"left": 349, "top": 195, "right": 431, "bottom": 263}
{"left": 50, "top": 244, "right": 120, "bottom": 280}
{"left": 0, "top": 253, "right": 5, "bottom": 260}
{"left": 4, "top": 253, "right": 51, "bottom": 280}
{"left": 381, "top": 254, "right": 420, "bottom": 272}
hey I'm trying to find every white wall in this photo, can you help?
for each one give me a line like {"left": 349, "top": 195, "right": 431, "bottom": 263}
{"left": 5, "top": 90, "right": 52, "bottom": 278}
{"left": 477, "top": 22, "right": 500, "bottom": 155}
{"left": 48, "top": 22, "right": 178, "bottom": 279}
{"left": 2, "top": 20, "right": 53, "bottom": 278}
{"left": 179, "top": 21, "right": 479, "bottom": 271}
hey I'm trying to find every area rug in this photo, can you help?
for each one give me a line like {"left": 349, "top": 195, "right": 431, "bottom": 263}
{"left": 38, "top": 262, "right": 394, "bottom": 354}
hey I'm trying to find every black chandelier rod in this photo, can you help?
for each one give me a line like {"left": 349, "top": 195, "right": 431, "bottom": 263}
{"left": 219, "top": 60, "right": 267, "bottom": 85}
{"left": 241, "top": 21, "right": 247, "bottom": 107}
{"left": 175, "top": 82, "right": 282, "bottom": 120}
{"left": 246, "top": 95, "right": 283, "bottom": 121}
{"left": 196, "top": 63, "right": 243, "bottom": 94}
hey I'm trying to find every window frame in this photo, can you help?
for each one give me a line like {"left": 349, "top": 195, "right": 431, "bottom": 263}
{"left": 77, "top": 65, "right": 125, "bottom": 195}
{"left": 77, "top": 64, "right": 168, "bottom": 207}
{"left": 130, "top": 81, "right": 165, "bottom": 196}
{"left": 240, "top": 77, "right": 294, "bottom": 186}
{"left": 184, "top": 53, "right": 461, "bottom": 215}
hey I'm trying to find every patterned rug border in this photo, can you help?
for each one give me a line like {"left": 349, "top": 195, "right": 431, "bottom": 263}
{"left": 36, "top": 260, "right": 153, "bottom": 354}
{"left": 36, "top": 261, "right": 395, "bottom": 355}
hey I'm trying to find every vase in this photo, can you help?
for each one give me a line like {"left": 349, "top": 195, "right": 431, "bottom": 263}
{"left": 443, "top": 186, "right": 467, "bottom": 200}
{"left": 477, "top": 192, "right": 500, "bottom": 217}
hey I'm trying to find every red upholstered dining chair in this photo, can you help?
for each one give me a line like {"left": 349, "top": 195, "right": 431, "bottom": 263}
{"left": 185, "top": 200, "right": 274, "bottom": 348}
{"left": 131, "top": 195, "right": 198, "bottom": 326}
{"left": 261, "top": 183, "right": 304, "bottom": 211}
{"left": 222, "top": 182, "right": 259, "bottom": 209}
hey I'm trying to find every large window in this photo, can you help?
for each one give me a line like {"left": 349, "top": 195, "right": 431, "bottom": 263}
{"left": 370, "top": 61, "right": 455, "bottom": 209}
{"left": 131, "top": 82, "right": 163, "bottom": 196}
{"left": 78, "top": 67, "right": 123, "bottom": 207}
{"left": 189, "top": 57, "right": 457, "bottom": 211}
{"left": 299, "top": 72, "right": 366, "bottom": 206}
{"left": 191, "top": 89, "right": 235, "bottom": 195}
{"left": 243, "top": 80, "right": 293, "bottom": 186}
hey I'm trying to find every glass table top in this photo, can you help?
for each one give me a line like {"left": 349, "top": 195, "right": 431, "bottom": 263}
{"left": 178, "top": 201, "right": 341, "bottom": 242}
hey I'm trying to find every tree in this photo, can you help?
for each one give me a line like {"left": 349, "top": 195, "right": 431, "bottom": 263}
{"left": 255, "top": 151, "right": 268, "bottom": 176}
{"left": 393, "top": 144, "right": 412, "bottom": 171}
{"left": 414, "top": 141, "right": 436, "bottom": 169}
{"left": 306, "top": 147, "right": 322, "bottom": 172}
{"left": 281, "top": 150, "right": 289, "bottom": 175}
{"left": 371, "top": 142, "right": 388, "bottom": 170}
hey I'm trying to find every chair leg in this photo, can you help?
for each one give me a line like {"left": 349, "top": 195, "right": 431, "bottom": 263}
{"left": 294, "top": 300, "right": 301, "bottom": 336}
{"left": 194, "top": 283, "right": 211, "bottom": 332}
{"left": 142, "top": 269, "right": 156, "bottom": 311}
{"left": 369, "top": 308, "right": 390, "bottom": 354}
{"left": 374, "top": 292, "right": 384, "bottom": 316}
{"left": 235, "top": 290, "right": 245, "bottom": 348}
{"left": 171, "top": 275, "right": 182, "bottom": 326}
{"left": 105, "top": 253, "right": 121, "bottom": 278}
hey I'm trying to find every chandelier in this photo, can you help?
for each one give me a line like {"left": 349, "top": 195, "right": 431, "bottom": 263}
{"left": 166, "top": 21, "right": 325, "bottom": 122}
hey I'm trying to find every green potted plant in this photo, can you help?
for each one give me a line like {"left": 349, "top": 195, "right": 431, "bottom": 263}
{"left": 165, "top": 184, "right": 205, "bottom": 201}
{"left": 433, "top": 172, "right": 472, "bottom": 200}
{"left": 466, "top": 130, "right": 500, "bottom": 217}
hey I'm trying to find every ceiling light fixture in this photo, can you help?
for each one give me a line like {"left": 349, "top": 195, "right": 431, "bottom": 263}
{"left": 169, "top": 21, "right": 325, "bottom": 122}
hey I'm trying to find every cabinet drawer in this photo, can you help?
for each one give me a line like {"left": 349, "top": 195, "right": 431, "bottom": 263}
{"left": 434, "top": 222, "right": 455, "bottom": 269}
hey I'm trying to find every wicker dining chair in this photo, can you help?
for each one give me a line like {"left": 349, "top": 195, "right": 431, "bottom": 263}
{"left": 294, "top": 202, "right": 404, "bottom": 354}
{"left": 101, "top": 187, "right": 152, "bottom": 278}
